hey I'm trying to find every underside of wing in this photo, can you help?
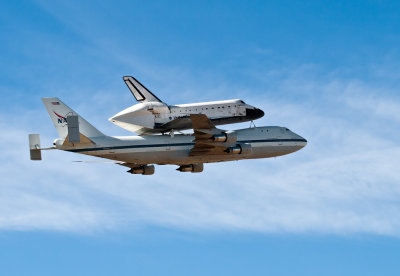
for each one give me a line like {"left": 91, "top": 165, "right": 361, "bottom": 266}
{"left": 189, "top": 114, "right": 231, "bottom": 156}
{"left": 190, "top": 142, "right": 228, "bottom": 156}
{"left": 156, "top": 116, "right": 192, "bottom": 131}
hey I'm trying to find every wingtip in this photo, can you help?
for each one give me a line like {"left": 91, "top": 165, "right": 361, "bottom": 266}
{"left": 123, "top": 76, "right": 134, "bottom": 81}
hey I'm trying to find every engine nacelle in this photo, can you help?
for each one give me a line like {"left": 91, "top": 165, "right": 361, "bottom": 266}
{"left": 212, "top": 131, "right": 237, "bottom": 143}
{"left": 225, "top": 143, "right": 252, "bottom": 155}
{"left": 127, "top": 165, "right": 155, "bottom": 175}
{"left": 239, "top": 143, "right": 252, "bottom": 154}
{"left": 177, "top": 163, "right": 204, "bottom": 173}
{"left": 226, "top": 145, "right": 241, "bottom": 154}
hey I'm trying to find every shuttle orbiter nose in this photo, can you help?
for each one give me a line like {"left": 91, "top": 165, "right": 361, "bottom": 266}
{"left": 245, "top": 108, "right": 265, "bottom": 120}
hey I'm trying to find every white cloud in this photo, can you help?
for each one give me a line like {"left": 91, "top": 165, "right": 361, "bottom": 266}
{"left": 1, "top": 70, "right": 400, "bottom": 235}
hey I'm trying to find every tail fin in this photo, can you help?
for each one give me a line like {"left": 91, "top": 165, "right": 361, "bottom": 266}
{"left": 123, "top": 76, "right": 162, "bottom": 103}
{"left": 41, "top": 97, "right": 104, "bottom": 139}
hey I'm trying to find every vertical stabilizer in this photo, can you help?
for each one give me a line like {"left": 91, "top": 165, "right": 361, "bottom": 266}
{"left": 123, "top": 76, "right": 162, "bottom": 103}
{"left": 41, "top": 98, "right": 104, "bottom": 139}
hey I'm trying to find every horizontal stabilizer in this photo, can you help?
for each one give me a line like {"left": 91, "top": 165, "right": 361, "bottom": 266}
{"left": 73, "top": 160, "right": 124, "bottom": 164}
{"left": 29, "top": 134, "right": 42, "bottom": 160}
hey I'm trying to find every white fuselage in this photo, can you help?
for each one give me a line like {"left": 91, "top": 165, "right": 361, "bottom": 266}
{"left": 59, "top": 126, "right": 306, "bottom": 166}
{"left": 109, "top": 99, "right": 264, "bottom": 135}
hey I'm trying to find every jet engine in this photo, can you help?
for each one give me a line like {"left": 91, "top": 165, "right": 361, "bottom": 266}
{"left": 177, "top": 163, "right": 204, "bottom": 173}
{"left": 127, "top": 165, "right": 155, "bottom": 175}
{"left": 225, "top": 143, "right": 252, "bottom": 154}
{"left": 212, "top": 131, "right": 237, "bottom": 143}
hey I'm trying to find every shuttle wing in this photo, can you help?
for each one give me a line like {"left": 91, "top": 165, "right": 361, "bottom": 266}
{"left": 123, "top": 76, "right": 162, "bottom": 103}
{"left": 155, "top": 116, "right": 193, "bottom": 132}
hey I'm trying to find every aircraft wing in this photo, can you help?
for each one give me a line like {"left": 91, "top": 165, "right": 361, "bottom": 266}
{"left": 74, "top": 160, "right": 154, "bottom": 175}
{"left": 156, "top": 116, "right": 193, "bottom": 131}
{"left": 189, "top": 114, "right": 228, "bottom": 156}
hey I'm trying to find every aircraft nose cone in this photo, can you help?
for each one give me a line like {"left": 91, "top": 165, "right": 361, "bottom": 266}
{"left": 298, "top": 137, "right": 307, "bottom": 149}
{"left": 246, "top": 108, "right": 265, "bottom": 119}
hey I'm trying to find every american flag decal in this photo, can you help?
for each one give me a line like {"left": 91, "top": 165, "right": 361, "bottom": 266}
{"left": 51, "top": 102, "right": 60, "bottom": 105}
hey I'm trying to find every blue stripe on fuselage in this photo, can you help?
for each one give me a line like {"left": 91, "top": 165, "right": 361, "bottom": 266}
{"left": 66, "top": 139, "right": 307, "bottom": 153}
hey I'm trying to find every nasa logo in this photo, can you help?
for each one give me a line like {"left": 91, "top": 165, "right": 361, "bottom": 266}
{"left": 54, "top": 111, "right": 67, "bottom": 124}
{"left": 53, "top": 111, "right": 74, "bottom": 127}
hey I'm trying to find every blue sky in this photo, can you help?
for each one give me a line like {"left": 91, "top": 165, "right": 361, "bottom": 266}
{"left": 1, "top": 0, "right": 400, "bottom": 275}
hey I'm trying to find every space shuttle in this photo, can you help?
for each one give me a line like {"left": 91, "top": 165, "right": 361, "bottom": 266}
{"left": 109, "top": 76, "right": 265, "bottom": 135}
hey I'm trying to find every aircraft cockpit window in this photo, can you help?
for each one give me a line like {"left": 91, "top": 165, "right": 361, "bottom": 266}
{"left": 240, "top": 100, "right": 245, "bottom": 104}
{"left": 285, "top": 128, "right": 290, "bottom": 131}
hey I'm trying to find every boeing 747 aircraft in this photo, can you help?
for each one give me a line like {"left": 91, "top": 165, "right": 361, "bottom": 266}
{"left": 109, "top": 76, "right": 265, "bottom": 134}
{"left": 29, "top": 98, "right": 307, "bottom": 175}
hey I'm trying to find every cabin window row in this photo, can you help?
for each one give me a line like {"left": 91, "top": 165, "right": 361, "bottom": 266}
{"left": 171, "top": 105, "right": 237, "bottom": 113}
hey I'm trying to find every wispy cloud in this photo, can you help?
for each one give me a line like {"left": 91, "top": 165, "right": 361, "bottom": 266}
{"left": 2, "top": 3, "right": 399, "bottom": 234}
{"left": 1, "top": 66, "right": 400, "bottom": 235}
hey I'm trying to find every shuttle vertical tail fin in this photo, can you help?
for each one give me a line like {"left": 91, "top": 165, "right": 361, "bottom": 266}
{"left": 123, "top": 76, "right": 163, "bottom": 103}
